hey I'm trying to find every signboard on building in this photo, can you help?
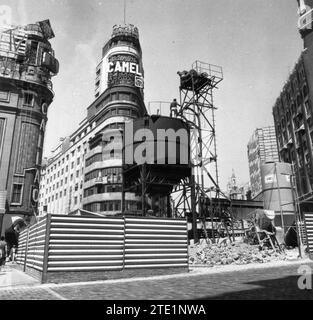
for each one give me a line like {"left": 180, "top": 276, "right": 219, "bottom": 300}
{"left": 107, "top": 54, "right": 144, "bottom": 88}
{"left": 38, "top": 20, "right": 55, "bottom": 40}
{"left": 247, "top": 131, "right": 262, "bottom": 198}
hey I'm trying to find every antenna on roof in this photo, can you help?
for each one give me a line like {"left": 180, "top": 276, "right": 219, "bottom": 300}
{"left": 124, "top": 0, "right": 126, "bottom": 24}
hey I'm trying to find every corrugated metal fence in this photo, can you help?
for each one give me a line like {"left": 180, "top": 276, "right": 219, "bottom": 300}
{"left": 304, "top": 212, "right": 313, "bottom": 259}
{"left": 16, "top": 214, "right": 188, "bottom": 282}
{"left": 16, "top": 216, "right": 47, "bottom": 272}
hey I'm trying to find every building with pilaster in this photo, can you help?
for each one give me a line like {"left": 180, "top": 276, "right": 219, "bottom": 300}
{"left": 273, "top": 0, "right": 313, "bottom": 208}
{"left": 0, "top": 20, "right": 59, "bottom": 235}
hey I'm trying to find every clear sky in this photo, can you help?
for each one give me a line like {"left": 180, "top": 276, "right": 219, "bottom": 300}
{"left": 6, "top": 0, "right": 304, "bottom": 191}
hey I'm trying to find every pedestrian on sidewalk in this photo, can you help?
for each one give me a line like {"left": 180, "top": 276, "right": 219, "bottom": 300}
{"left": 10, "top": 245, "right": 17, "bottom": 263}
{"left": 0, "top": 236, "right": 7, "bottom": 272}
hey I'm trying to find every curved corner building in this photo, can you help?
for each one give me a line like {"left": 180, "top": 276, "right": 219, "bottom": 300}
{"left": 82, "top": 24, "right": 147, "bottom": 215}
{"left": 0, "top": 20, "right": 59, "bottom": 233}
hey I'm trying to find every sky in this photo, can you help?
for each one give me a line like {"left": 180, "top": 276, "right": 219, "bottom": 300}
{"left": 3, "top": 0, "right": 304, "bottom": 191}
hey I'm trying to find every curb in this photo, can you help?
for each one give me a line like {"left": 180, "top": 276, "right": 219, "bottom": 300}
{"left": 189, "top": 258, "right": 313, "bottom": 274}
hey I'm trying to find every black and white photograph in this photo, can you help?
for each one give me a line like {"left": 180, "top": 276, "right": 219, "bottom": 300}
{"left": 0, "top": 0, "right": 312, "bottom": 305}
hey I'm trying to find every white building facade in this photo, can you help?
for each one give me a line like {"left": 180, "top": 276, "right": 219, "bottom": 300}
{"left": 38, "top": 24, "right": 146, "bottom": 216}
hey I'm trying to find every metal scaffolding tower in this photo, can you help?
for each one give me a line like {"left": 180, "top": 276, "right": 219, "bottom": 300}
{"left": 171, "top": 61, "right": 232, "bottom": 243}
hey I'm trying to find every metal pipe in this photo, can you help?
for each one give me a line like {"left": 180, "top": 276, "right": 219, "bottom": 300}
{"left": 275, "top": 162, "right": 285, "bottom": 233}
{"left": 291, "top": 163, "right": 304, "bottom": 258}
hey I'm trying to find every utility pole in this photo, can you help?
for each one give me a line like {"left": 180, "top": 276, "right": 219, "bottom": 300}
{"left": 274, "top": 162, "right": 285, "bottom": 233}
{"left": 290, "top": 164, "right": 305, "bottom": 258}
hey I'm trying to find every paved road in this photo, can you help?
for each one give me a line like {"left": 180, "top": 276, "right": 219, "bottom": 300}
{"left": 0, "top": 262, "right": 312, "bottom": 300}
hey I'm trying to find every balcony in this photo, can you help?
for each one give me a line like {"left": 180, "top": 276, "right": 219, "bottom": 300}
{"left": 84, "top": 158, "right": 122, "bottom": 175}
{"left": 82, "top": 192, "right": 138, "bottom": 205}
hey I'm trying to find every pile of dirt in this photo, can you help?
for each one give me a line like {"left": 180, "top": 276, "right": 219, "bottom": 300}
{"left": 188, "top": 241, "right": 297, "bottom": 267}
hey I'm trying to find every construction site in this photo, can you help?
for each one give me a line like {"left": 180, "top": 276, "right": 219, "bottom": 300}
{"left": 0, "top": 2, "right": 312, "bottom": 286}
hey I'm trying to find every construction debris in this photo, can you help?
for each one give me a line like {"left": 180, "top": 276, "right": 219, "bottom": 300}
{"left": 189, "top": 241, "right": 300, "bottom": 267}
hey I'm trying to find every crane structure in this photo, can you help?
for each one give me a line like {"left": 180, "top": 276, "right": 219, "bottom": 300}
{"left": 171, "top": 61, "right": 234, "bottom": 243}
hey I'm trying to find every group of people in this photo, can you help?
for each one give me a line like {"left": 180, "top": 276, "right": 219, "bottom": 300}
{"left": 0, "top": 236, "right": 17, "bottom": 272}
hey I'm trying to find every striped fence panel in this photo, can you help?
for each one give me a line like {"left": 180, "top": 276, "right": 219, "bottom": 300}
{"left": 47, "top": 215, "right": 125, "bottom": 272}
{"left": 17, "top": 214, "right": 189, "bottom": 281}
{"left": 16, "top": 216, "right": 47, "bottom": 272}
{"left": 16, "top": 228, "right": 27, "bottom": 265}
{"left": 303, "top": 213, "right": 313, "bottom": 259}
{"left": 25, "top": 217, "right": 47, "bottom": 271}
{"left": 124, "top": 217, "right": 188, "bottom": 269}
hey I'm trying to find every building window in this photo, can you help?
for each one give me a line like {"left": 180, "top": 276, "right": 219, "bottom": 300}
{"left": 0, "top": 90, "right": 10, "bottom": 102}
{"left": 23, "top": 92, "right": 34, "bottom": 106}
{"left": 11, "top": 184, "right": 23, "bottom": 204}
{"left": 74, "top": 197, "right": 78, "bottom": 205}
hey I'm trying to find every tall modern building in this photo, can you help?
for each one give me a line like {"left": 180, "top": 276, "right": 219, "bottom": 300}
{"left": 38, "top": 24, "right": 146, "bottom": 216}
{"left": 273, "top": 0, "right": 313, "bottom": 207}
{"left": 0, "top": 20, "right": 59, "bottom": 234}
{"left": 247, "top": 127, "right": 279, "bottom": 199}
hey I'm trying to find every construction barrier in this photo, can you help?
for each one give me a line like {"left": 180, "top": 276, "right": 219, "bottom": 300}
{"left": 16, "top": 214, "right": 188, "bottom": 283}
{"left": 16, "top": 216, "right": 47, "bottom": 272}
{"left": 303, "top": 213, "right": 313, "bottom": 259}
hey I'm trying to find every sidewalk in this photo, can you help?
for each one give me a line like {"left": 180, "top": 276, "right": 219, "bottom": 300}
{"left": 0, "top": 257, "right": 311, "bottom": 291}
{"left": 0, "top": 263, "right": 40, "bottom": 289}
{"left": 0, "top": 258, "right": 312, "bottom": 300}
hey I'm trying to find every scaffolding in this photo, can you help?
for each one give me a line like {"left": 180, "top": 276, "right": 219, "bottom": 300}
{"left": 171, "top": 61, "right": 234, "bottom": 243}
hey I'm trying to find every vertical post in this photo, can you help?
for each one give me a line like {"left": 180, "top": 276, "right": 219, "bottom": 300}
{"left": 0, "top": 213, "right": 4, "bottom": 237}
{"left": 185, "top": 216, "right": 189, "bottom": 272}
{"left": 141, "top": 164, "right": 146, "bottom": 216}
{"left": 41, "top": 214, "right": 51, "bottom": 284}
{"left": 121, "top": 177, "right": 125, "bottom": 214}
{"left": 230, "top": 218, "right": 235, "bottom": 243}
{"left": 275, "top": 163, "right": 285, "bottom": 233}
{"left": 241, "top": 219, "right": 245, "bottom": 241}
{"left": 291, "top": 164, "right": 304, "bottom": 258}
{"left": 190, "top": 174, "right": 198, "bottom": 244}
{"left": 167, "top": 195, "right": 171, "bottom": 218}
{"left": 121, "top": 126, "right": 125, "bottom": 214}
{"left": 23, "top": 226, "right": 30, "bottom": 272}
{"left": 122, "top": 216, "right": 126, "bottom": 271}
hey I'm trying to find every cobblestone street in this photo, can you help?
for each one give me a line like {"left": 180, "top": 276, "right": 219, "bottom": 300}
{"left": 0, "top": 261, "right": 312, "bottom": 300}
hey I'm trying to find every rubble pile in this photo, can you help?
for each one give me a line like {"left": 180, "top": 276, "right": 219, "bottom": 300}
{"left": 189, "top": 242, "right": 291, "bottom": 267}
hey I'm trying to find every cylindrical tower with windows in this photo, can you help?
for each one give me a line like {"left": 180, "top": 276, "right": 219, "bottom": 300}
{"left": 0, "top": 20, "right": 59, "bottom": 234}
{"left": 82, "top": 24, "right": 146, "bottom": 215}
